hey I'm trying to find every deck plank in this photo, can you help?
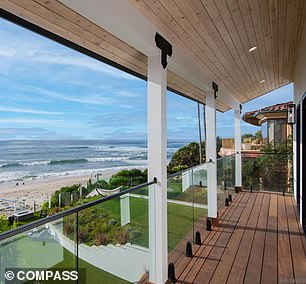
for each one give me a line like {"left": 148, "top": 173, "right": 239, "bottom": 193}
{"left": 261, "top": 194, "right": 278, "bottom": 284}
{"left": 243, "top": 194, "right": 270, "bottom": 284}
{"left": 285, "top": 196, "right": 306, "bottom": 281}
{"left": 277, "top": 195, "right": 294, "bottom": 281}
{"left": 221, "top": 192, "right": 264, "bottom": 284}
{"left": 290, "top": 197, "right": 306, "bottom": 255}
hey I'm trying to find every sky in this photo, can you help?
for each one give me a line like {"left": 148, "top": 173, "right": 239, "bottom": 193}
{"left": 0, "top": 18, "right": 293, "bottom": 141}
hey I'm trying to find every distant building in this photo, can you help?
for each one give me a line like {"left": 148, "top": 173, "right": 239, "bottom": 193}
{"left": 218, "top": 101, "right": 293, "bottom": 158}
{"left": 242, "top": 101, "right": 293, "bottom": 144}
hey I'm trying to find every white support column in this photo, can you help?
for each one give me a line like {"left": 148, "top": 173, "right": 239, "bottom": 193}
{"left": 234, "top": 109, "right": 242, "bottom": 187}
{"left": 147, "top": 53, "right": 168, "bottom": 284}
{"left": 205, "top": 94, "right": 218, "bottom": 219}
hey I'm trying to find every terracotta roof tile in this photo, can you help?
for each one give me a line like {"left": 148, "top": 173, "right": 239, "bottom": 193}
{"left": 243, "top": 101, "right": 293, "bottom": 116}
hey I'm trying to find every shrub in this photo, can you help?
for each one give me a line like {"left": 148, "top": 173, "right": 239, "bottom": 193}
{"left": 117, "top": 229, "right": 129, "bottom": 245}
{"left": 0, "top": 215, "right": 16, "bottom": 233}
{"left": 96, "top": 180, "right": 109, "bottom": 189}
{"left": 108, "top": 176, "right": 129, "bottom": 187}
{"left": 49, "top": 207, "right": 60, "bottom": 215}
{"left": 108, "top": 219, "right": 117, "bottom": 227}
{"left": 95, "top": 233, "right": 108, "bottom": 246}
{"left": 78, "top": 229, "right": 89, "bottom": 243}
{"left": 63, "top": 222, "right": 75, "bottom": 237}
{"left": 100, "top": 223, "right": 109, "bottom": 233}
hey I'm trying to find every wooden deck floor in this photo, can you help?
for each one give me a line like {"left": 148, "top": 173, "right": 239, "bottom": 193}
{"left": 167, "top": 191, "right": 306, "bottom": 284}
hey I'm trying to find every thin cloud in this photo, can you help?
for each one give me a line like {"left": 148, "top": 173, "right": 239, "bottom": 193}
{"left": 0, "top": 106, "right": 62, "bottom": 115}
{"left": 0, "top": 118, "right": 63, "bottom": 124}
{"left": 38, "top": 88, "right": 117, "bottom": 106}
{"left": 0, "top": 118, "right": 84, "bottom": 128}
{"left": 12, "top": 84, "right": 119, "bottom": 106}
{"left": 0, "top": 44, "right": 137, "bottom": 81}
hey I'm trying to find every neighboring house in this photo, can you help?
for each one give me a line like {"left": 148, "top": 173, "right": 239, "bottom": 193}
{"left": 219, "top": 101, "right": 293, "bottom": 158}
{"left": 242, "top": 101, "right": 293, "bottom": 144}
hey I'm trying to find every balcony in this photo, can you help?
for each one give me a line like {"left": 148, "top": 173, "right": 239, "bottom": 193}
{"left": 0, "top": 157, "right": 304, "bottom": 283}
{"left": 0, "top": 0, "right": 306, "bottom": 283}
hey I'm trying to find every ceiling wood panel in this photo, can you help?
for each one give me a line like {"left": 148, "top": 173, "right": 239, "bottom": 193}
{"left": 133, "top": 0, "right": 242, "bottom": 96}
{"left": 248, "top": 0, "right": 273, "bottom": 90}
{"left": 129, "top": 0, "right": 306, "bottom": 103}
{"left": 164, "top": 0, "right": 248, "bottom": 94}
{"left": 189, "top": 0, "right": 257, "bottom": 97}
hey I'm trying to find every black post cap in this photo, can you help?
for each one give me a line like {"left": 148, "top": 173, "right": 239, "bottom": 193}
{"left": 206, "top": 219, "right": 212, "bottom": 231}
{"left": 186, "top": 241, "right": 193, "bottom": 258}
{"left": 168, "top": 262, "right": 176, "bottom": 283}
{"left": 228, "top": 194, "right": 232, "bottom": 202}
{"left": 195, "top": 231, "right": 201, "bottom": 245}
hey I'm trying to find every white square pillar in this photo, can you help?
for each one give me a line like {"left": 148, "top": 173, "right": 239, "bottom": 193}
{"left": 234, "top": 109, "right": 242, "bottom": 187}
{"left": 120, "top": 194, "right": 130, "bottom": 226}
{"left": 205, "top": 94, "right": 218, "bottom": 219}
{"left": 147, "top": 53, "right": 168, "bottom": 284}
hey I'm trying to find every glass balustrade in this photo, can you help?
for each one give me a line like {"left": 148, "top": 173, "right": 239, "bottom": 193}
{"left": 242, "top": 152, "right": 293, "bottom": 194}
{"left": 167, "top": 163, "right": 208, "bottom": 267}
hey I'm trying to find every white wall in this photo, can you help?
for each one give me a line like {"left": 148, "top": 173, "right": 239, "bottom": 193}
{"left": 294, "top": 18, "right": 306, "bottom": 104}
{"left": 293, "top": 17, "right": 306, "bottom": 225}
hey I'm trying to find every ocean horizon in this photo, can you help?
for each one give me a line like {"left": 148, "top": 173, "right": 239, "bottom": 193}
{"left": 0, "top": 139, "right": 189, "bottom": 184}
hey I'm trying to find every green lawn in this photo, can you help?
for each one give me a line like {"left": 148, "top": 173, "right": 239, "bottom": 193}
{"left": 90, "top": 196, "right": 206, "bottom": 250}
{"left": 167, "top": 179, "right": 208, "bottom": 204}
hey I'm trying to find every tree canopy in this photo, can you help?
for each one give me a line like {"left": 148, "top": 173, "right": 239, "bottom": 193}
{"left": 168, "top": 142, "right": 205, "bottom": 173}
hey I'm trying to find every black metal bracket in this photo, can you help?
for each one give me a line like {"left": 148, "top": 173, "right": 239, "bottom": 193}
{"left": 212, "top": 81, "right": 218, "bottom": 99}
{"left": 155, "top": 33, "right": 172, "bottom": 69}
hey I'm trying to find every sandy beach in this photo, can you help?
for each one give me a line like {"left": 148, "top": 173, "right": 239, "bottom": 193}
{"left": 0, "top": 169, "right": 118, "bottom": 213}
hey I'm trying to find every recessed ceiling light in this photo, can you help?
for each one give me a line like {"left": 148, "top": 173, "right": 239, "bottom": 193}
{"left": 248, "top": 46, "right": 257, "bottom": 52}
{"left": 259, "top": 79, "right": 265, "bottom": 83}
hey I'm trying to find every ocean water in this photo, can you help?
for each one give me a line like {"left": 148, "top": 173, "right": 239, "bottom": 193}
{"left": 0, "top": 140, "right": 186, "bottom": 184}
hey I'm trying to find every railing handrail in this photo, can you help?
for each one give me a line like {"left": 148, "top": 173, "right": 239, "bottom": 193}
{"left": 167, "top": 159, "right": 213, "bottom": 178}
{"left": 216, "top": 152, "right": 237, "bottom": 161}
{"left": 247, "top": 152, "right": 293, "bottom": 155}
{"left": 168, "top": 153, "right": 238, "bottom": 179}
{"left": 0, "top": 178, "right": 157, "bottom": 241}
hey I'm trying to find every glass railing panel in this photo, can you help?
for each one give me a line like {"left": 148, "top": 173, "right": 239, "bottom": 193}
{"left": 217, "top": 155, "right": 236, "bottom": 210}
{"left": 191, "top": 163, "right": 208, "bottom": 237}
{"left": 0, "top": 214, "right": 77, "bottom": 283}
{"left": 217, "top": 157, "right": 225, "bottom": 210}
{"left": 167, "top": 163, "right": 208, "bottom": 266}
{"left": 77, "top": 186, "right": 149, "bottom": 283}
{"left": 225, "top": 155, "right": 236, "bottom": 201}
{"left": 167, "top": 171, "right": 191, "bottom": 259}
{"left": 242, "top": 155, "right": 260, "bottom": 192}
{"left": 242, "top": 152, "right": 293, "bottom": 194}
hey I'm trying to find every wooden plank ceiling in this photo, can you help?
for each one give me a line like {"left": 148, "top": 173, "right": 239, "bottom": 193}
{"left": 128, "top": 0, "right": 306, "bottom": 105}
{"left": 1, "top": 0, "right": 306, "bottom": 112}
